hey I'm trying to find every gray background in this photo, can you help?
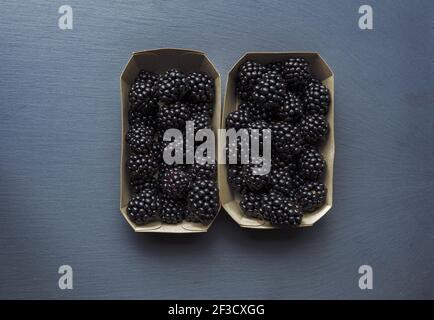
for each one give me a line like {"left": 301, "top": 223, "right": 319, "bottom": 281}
{"left": 0, "top": 0, "right": 433, "bottom": 299}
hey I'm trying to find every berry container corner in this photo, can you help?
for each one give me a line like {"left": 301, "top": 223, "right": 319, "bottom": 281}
{"left": 219, "top": 52, "right": 335, "bottom": 229}
{"left": 120, "top": 48, "right": 222, "bottom": 233}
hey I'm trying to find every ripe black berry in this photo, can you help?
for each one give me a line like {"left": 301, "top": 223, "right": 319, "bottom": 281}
{"left": 298, "top": 146, "right": 326, "bottom": 181}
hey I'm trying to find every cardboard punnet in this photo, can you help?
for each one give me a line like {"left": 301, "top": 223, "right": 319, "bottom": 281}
{"left": 120, "top": 48, "right": 222, "bottom": 233}
{"left": 219, "top": 52, "right": 334, "bottom": 228}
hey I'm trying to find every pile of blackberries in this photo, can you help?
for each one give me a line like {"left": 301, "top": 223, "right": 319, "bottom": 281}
{"left": 226, "top": 58, "right": 331, "bottom": 227}
{"left": 126, "top": 68, "right": 219, "bottom": 226}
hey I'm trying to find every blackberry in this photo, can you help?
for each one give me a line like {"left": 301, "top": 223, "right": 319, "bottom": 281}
{"left": 160, "top": 196, "right": 187, "bottom": 224}
{"left": 127, "top": 188, "right": 161, "bottom": 225}
{"left": 281, "top": 57, "right": 311, "bottom": 90}
{"left": 252, "top": 71, "right": 287, "bottom": 109}
{"left": 191, "top": 112, "right": 210, "bottom": 132}
{"left": 291, "top": 173, "right": 306, "bottom": 190}
{"left": 128, "top": 72, "right": 158, "bottom": 111}
{"left": 137, "top": 70, "right": 159, "bottom": 82}
{"left": 127, "top": 152, "right": 158, "bottom": 178}
{"left": 260, "top": 190, "right": 303, "bottom": 226}
{"left": 227, "top": 165, "right": 245, "bottom": 192}
{"left": 129, "top": 176, "right": 157, "bottom": 195}
{"left": 272, "top": 92, "right": 303, "bottom": 123}
{"left": 271, "top": 152, "right": 298, "bottom": 175}
{"left": 243, "top": 159, "right": 271, "bottom": 192}
{"left": 187, "top": 179, "right": 219, "bottom": 224}
{"left": 238, "top": 101, "right": 271, "bottom": 121}
{"left": 236, "top": 60, "right": 266, "bottom": 100}
{"left": 126, "top": 123, "right": 155, "bottom": 153}
{"left": 300, "top": 114, "right": 328, "bottom": 144}
{"left": 298, "top": 182, "right": 326, "bottom": 212}
{"left": 160, "top": 167, "right": 191, "bottom": 199}
{"left": 190, "top": 159, "right": 216, "bottom": 180}
{"left": 156, "top": 68, "right": 188, "bottom": 103}
{"left": 302, "top": 81, "right": 330, "bottom": 116}
{"left": 298, "top": 146, "right": 326, "bottom": 181}
{"left": 190, "top": 103, "right": 213, "bottom": 117}
{"left": 185, "top": 72, "right": 215, "bottom": 103}
{"left": 157, "top": 102, "right": 190, "bottom": 130}
{"left": 128, "top": 108, "right": 155, "bottom": 126}
{"left": 266, "top": 61, "right": 284, "bottom": 74}
{"left": 271, "top": 121, "right": 304, "bottom": 157}
{"left": 240, "top": 190, "right": 263, "bottom": 218}
{"left": 270, "top": 167, "right": 294, "bottom": 196}
{"left": 225, "top": 109, "right": 250, "bottom": 131}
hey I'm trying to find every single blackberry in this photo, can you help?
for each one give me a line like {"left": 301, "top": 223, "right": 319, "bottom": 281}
{"left": 187, "top": 179, "right": 219, "bottom": 225}
{"left": 126, "top": 123, "right": 155, "bottom": 153}
{"left": 157, "top": 102, "right": 190, "bottom": 130}
{"left": 302, "top": 81, "right": 330, "bottom": 116}
{"left": 236, "top": 60, "right": 266, "bottom": 101}
{"left": 238, "top": 101, "right": 271, "bottom": 121}
{"left": 270, "top": 167, "right": 293, "bottom": 196}
{"left": 155, "top": 68, "right": 188, "bottom": 103}
{"left": 185, "top": 72, "right": 215, "bottom": 103}
{"left": 191, "top": 112, "right": 211, "bottom": 132}
{"left": 281, "top": 57, "right": 311, "bottom": 90}
{"left": 127, "top": 152, "right": 158, "bottom": 178}
{"left": 300, "top": 114, "right": 328, "bottom": 144}
{"left": 127, "top": 188, "right": 161, "bottom": 225}
{"left": 271, "top": 121, "right": 304, "bottom": 157}
{"left": 266, "top": 61, "right": 284, "bottom": 74}
{"left": 272, "top": 92, "right": 303, "bottom": 123}
{"left": 240, "top": 190, "right": 263, "bottom": 218}
{"left": 252, "top": 71, "right": 287, "bottom": 109}
{"left": 128, "top": 72, "right": 158, "bottom": 111}
{"left": 298, "top": 181, "right": 326, "bottom": 212}
{"left": 160, "top": 196, "right": 187, "bottom": 224}
{"left": 157, "top": 132, "right": 186, "bottom": 169}
{"left": 227, "top": 165, "right": 245, "bottom": 192}
{"left": 159, "top": 167, "right": 191, "bottom": 199}
{"left": 298, "top": 146, "right": 326, "bottom": 181}
{"left": 129, "top": 176, "right": 157, "bottom": 195}
{"left": 260, "top": 190, "right": 303, "bottom": 226}
{"left": 243, "top": 159, "right": 271, "bottom": 192}
{"left": 225, "top": 109, "right": 250, "bottom": 131}
{"left": 190, "top": 103, "right": 213, "bottom": 117}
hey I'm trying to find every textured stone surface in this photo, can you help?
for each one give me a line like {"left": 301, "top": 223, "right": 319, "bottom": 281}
{"left": 0, "top": 0, "right": 433, "bottom": 299}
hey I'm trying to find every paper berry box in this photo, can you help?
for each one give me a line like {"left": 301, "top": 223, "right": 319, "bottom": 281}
{"left": 120, "top": 49, "right": 222, "bottom": 233}
{"left": 218, "top": 52, "right": 335, "bottom": 228}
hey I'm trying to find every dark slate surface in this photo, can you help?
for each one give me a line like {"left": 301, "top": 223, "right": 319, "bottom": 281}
{"left": 0, "top": 0, "right": 433, "bottom": 299}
